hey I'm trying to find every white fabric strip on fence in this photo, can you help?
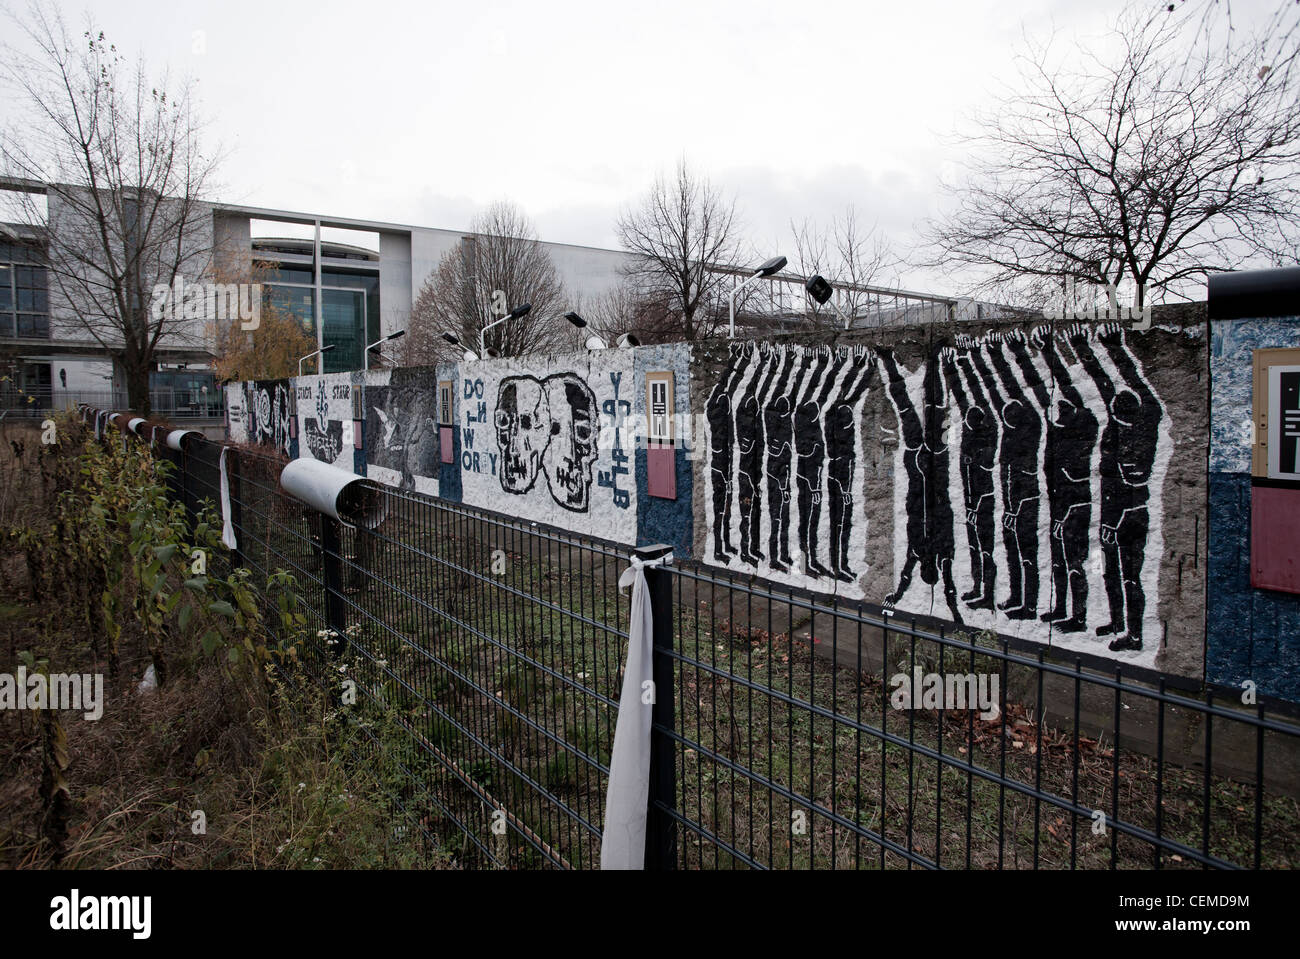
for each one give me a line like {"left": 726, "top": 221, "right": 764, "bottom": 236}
{"left": 94, "top": 410, "right": 104, "bottom": 441}
{"left": 218, "top": 447, "right": 237, "bottom": 550}
{"left": 600, "top": 550, "right": 672, "bottom": 870}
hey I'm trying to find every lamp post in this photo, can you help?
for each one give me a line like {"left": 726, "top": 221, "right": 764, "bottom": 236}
{"left": 564, "top": 311, "right": 619, "bottom": 351}
{"left": 364, "top": 329, "right": 406, "bottom": 370}
{"left": 298, "top": 343, "right": 336, "bottom": 376}
{"left": 728, "top": 256, "right": 787, "bottom": 338}
{"left": 442, "top": 330, "right": 479, "bottom": 362}
{"left": 480, "top": 302, "right": 532, "bottom": 359}
{"left": 804, "top": 274, "right": 855, "bottom": 330}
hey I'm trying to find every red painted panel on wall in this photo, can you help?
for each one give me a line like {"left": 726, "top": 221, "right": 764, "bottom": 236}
{"left": 1251, "top": 484, "right": 1300, "bottom": 594}
{"left": 439, "top": 425, "right": 454, "bottom": 465}
{"left": 647, "top": 444, "right": 676, "bottom": 499}
{"left": 353, "top": 420, "right": 363, "bottom": 450}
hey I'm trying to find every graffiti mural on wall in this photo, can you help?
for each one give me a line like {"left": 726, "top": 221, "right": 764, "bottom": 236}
{"left": 462, "top": 352, "right": 638, "bottom": 542}
{"left": 495, "top": 373, "right": 600, "bottom": 510}
{"left": 295, "top": 373, "right": 353, "bottom": 468}
{"left": 363, "top": 367, "right": 440, "bottom": 494}
{"left": 225, "top": 356, "right": 643, "bottom": 540}
{"left": 226, "top": 379, "right": 292, "bottom": 457}
{"left": 705, "top": 342, "right": 876, "bottom": 583}
{"left": 702, "top": 327, "right": 1172, "bottom": 667}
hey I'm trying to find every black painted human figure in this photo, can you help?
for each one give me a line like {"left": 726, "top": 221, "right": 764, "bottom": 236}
{"left": 982, "top": 334, "right": 1043, "bottom": 620}
{"left": 762, "top": 348, "right": 801, "bottom": 572}
{"left": 880, "top": 350, "right": 963, "bottom": 625}
{"left": 942, "top": 346, "right": 998, "bottom": 610}
{"left": 1039, "top": 330, "right": 1099, "bottom": 632}
{"left": 736, "top": 345, "right": 776, "bottom": 565}
{"left": 1077, "top": 329, "right": 1161, "bottom": 652}
{"left": 707, "top": 345, "right": 749, "bottom": 563}
{"left": 825, "top": 348, "right": 874, "bottom": 582}
{"left": 795, "top": 348, "right": 843, "bottom": 578}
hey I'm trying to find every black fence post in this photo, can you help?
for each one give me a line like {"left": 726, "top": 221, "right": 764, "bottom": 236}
{"left": 637, "top": 543, "right": 677, "bottom": 871}
{"left": 319, "top": 512, "right": 348, "bottom": 656}
{"left": 180, "top": 447, "right": 197, "bottom": 534}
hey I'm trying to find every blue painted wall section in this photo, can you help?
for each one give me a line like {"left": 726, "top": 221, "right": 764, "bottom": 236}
{"left": 439, "top": 361, "right": 462, "bottom": 503}
{"left": 1207, "top": 315, "right": 1300, "bottom": 701}
{"left": 634, "top": 344, "right": 693, "bottom": 556}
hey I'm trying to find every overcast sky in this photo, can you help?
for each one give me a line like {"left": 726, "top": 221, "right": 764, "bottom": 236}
{"left": 0, "top": 0, "right": 1277, "bottom": 294}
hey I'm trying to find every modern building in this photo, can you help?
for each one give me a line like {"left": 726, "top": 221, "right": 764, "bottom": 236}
{"left": 0, "top": 182, "right": 636, "bottom": 413}
{"left": 212, "top": 201, "right": 634, "bottom": 375}
{"left": 1, "top": 179, "right": 971, "bottom": 415}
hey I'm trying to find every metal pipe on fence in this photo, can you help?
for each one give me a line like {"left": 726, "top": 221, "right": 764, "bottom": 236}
{"left": 165, "top": 429, "right": 201, "bottom": 451}
{"left": 280, "top": 458, "right": 387, "bottom": 528}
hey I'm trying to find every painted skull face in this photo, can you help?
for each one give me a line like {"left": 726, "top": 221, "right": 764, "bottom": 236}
{"left": 543, "top": 374, "right": 598, "bottom": 511}
{"left": 495, "top": 377, "right": 549, "bottom": 493}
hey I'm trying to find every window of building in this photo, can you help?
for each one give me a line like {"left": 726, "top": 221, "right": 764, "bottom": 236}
{"left": 0, "top": 240, "right": 49, "bottom": 339}
{"left": 321, "top": 288, "right": 367, "bottom": 373}
{"left": 149, "top": 369, "right": 223, "bottom": 415}
{"left": 22, "top": 362, "right": 51, "bottom": 407}
{"left": 258, "top": 265, "right": 379, "bottom": 373}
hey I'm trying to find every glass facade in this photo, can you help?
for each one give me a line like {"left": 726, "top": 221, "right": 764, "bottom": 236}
{"left": 322, "top": 288, "right": 367, "bottom": 372}
{"left": 0, "top": 240, "right": 49, "bottom": 339}
{"left": 258, "top": 260, "right": 380, "bottom": 374}
{"left": 264, "top": 284, "right": 316, "bottom": 331}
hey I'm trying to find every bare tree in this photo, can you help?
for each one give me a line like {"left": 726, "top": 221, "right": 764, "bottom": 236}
{"left": 0, "top": 5, "right": 221, "bottom": 414}
{"left": 565, "top": 279, "right": 680, "bottom": 347}
{"left": 922, "top": 0, "right": 1300, "bottom": 304}
{"left": 616, "top": 159, "right": 744, "bottom": 341}
{"left": 403, "top": 201, "right": 566, "bottom": 365}
{"left": 790, "top": 205, "right": 898, "bottom": 326}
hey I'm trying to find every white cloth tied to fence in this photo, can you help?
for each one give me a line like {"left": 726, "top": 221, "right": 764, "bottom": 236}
{"left": 600, "top": 550, "right": 672, "bottom": 870}
{"left": 218, "top": 447, "right": 237, "bottom": 550}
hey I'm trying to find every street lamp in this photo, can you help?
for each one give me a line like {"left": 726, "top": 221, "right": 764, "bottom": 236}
{"left": 804, "top": 273, "right": 854, "bottom": 330}
{"left": 364, "top": 329, "right": 406, "bottom": 370}
{"left": 565, "top": 312, "right": 608, "bottom": 351}
{"left": 298, "top": 343, "right": 336, "bottom": 376}
{"left": 481, "top": 302, "right": 532, "bottom": 359}
{"left": 728, "top": 255, "right": 787, "bottom": 338}
{"left": 442, "top": 330, "right": 479, "bottom": 362}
